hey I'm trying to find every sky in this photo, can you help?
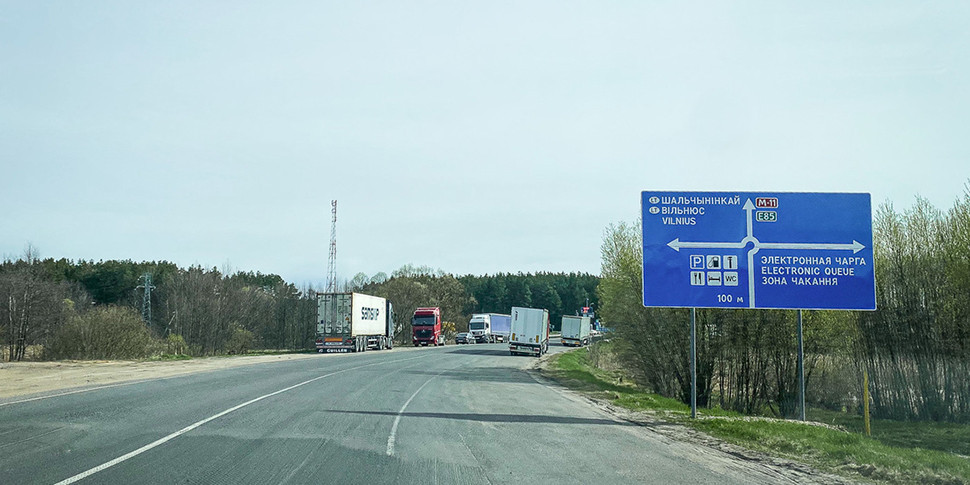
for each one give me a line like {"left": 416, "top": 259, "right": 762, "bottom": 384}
{"left": 1, "top": 2, "right": 968, "bottom": 287}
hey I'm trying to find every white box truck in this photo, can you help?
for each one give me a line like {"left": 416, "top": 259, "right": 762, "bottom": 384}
{"left": 560, "top": 315, "right": 591, "bottom": 347}
{"left": 509, "top": 307, "right": 549, "bottom": 357}
{"left": 316, "top": 292, "right": 394, "bottom": 353}
{"left": 468, "top": 313, "right": 512, "bottom": 343}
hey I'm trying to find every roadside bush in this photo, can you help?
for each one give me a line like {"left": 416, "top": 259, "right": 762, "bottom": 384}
{"left": 442, "top": 321, "right": 457, "bottom": 342}
{"left": 225, "top": 326, "right": 254, "bottom": 354}
{"left": 807, "top": 355, "right": 859, "bottom": 412}
{"left": 588, "top": 340, "right": 622, "bottom": 372}
{"left": 166, "top": 334, "right": 187, "bottom": 356}
{"left": 45, "top": 306, "right": 161, "bottom": 360}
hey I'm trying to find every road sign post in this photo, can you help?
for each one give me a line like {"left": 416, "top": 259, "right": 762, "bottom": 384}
{"left": 690, "top": 308, "right": 696, "bottom": 419}
{"left": 642, "top": 191, "right": 876, "bottom": 420}
{"left": 798, "top": 309, "right": 805, "bottom": 421}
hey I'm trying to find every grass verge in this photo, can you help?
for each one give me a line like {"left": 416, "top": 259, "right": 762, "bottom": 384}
{"left": 543, "top": 346, "right": 970, "bottom": 485}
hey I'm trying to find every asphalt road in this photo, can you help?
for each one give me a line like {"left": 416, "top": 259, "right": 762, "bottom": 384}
{"left": 1, "top": 340, "right": 792, "bottom": 484}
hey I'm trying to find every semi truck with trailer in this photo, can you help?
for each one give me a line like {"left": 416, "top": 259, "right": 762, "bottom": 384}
{"left": 412, "top": 307, "right": 444, "bottom": 346}
{"left": 468, "top": 313, "right": 512, "bottom": 343}
{"left": 316, "top": 292, "right": 394, "bottom": 353}
{"left": 508, "top": 307, "right": 549, "bottom": 357}
{"left": 560, "top": 315, "right": 591, "bottom": 347}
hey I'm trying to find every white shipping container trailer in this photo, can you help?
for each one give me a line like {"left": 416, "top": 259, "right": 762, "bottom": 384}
{"left": 509, "top": 306, "right": 549, "bottom": 357}
{"left": 468, "top": 313, "right": 512, "bottom": 343}
{"left": 560, "top": 315, "right": 591, "bottom": 347}
{"left": 316, "top": 292, "right": 394, "bottom": 353}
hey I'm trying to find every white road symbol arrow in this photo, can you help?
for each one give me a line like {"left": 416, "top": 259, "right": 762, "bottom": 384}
{"left": 667, "top": 238, "right": 745, "bottom": 251}
{"left": 744, "top": 198, "right": 755, "bottom": 238}
{"left": 758, "top": 240, "right": 866, "bottom": 253}
{"left": 667, "top": 198, "right": 866, "bottom": 308}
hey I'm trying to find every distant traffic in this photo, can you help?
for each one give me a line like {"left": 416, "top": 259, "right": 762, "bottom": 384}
{"left": 314, "top": 291, "right": 596, "bottom": 357}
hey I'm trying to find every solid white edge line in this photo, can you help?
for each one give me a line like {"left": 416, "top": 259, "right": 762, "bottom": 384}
{"left": 1, "top": 382, "right": 136, "bottom": 407}
{"left": 385, "top": 368, "right": 448, "bottom": 457}
{"left": 53, "top": 354, "right": 430, "bottom": 485}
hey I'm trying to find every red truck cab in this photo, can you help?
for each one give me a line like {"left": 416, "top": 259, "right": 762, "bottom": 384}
{"left": 412, "top": 307, "right": 443, "bottom": 346}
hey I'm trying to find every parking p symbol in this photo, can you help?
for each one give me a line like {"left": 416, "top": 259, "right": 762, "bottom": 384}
{"left": 690, "top": 255, "right": 704, "bottom": 269}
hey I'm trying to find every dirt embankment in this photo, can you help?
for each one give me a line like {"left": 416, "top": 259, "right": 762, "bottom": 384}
{"left": 0, "top": 353, "right": 324, "bottom": 400}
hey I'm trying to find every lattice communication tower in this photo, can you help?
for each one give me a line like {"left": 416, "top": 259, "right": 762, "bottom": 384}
{"left": 326, "top": 200, "right": 337, "bottom": 293}
{"left": 135, "top": 273, "right": 155, "bottom": 325}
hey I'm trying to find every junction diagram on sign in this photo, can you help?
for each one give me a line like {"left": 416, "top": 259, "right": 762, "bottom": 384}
{"left": 666, "top": 198, "right": 865, "bottom": 308}
{"left": 641, "top": 191, "right": 877, "bottom": 311}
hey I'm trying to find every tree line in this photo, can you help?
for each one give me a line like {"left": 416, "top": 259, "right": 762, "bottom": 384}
{"left": 858, "top": 195, "right": 970, "bottom": 421}
{"left": 1, "top": 254, "right": 599, "bottom": 360}
{"left": 597, "top": 186, "right": 970, "bottom": 423}
{"left": 352, "top": 265, "right": 598, "bottom": 345}
{"left": 1, "top": 254, "right": 317, "bottom": 360}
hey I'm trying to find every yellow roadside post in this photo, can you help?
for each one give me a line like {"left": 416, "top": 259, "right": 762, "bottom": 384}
{"left": 863, "top": 369, "right": 871, "bottom": 437}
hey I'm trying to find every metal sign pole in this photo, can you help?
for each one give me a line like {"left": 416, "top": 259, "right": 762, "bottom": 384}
{"left": 797, "top": 309, "right": 806, "bottom": 421}
{"left": 690, "top": 307, "right": 697, "bottom": 419}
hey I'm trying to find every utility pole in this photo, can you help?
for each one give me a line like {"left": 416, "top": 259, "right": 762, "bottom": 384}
{"left": 135, "top": 273, "right": 155, "bottom": 325}
{"left": 326, "top": 200, "right": 337, "bottom": 293}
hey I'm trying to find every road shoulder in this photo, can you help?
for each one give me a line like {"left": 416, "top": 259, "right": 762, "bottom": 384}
{"left": 530, "top": 352, "right": 859, "bottom": 485}
{"left": 0, "top": 346, "right": 436, "bottom": 401}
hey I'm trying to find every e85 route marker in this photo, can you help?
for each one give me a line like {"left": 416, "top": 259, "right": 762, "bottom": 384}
{"left": 642, "top": 191, "right": 876, "bottom": 310}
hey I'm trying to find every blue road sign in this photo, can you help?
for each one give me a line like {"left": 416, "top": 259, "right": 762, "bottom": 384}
{"left": 642, "top": 191, "right": 876, "bottom": 310}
